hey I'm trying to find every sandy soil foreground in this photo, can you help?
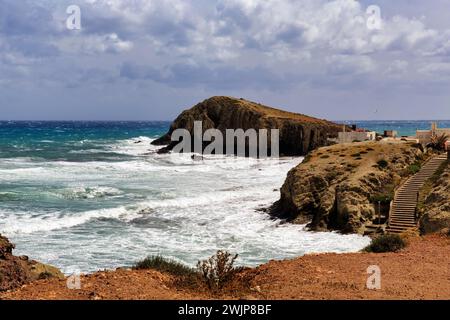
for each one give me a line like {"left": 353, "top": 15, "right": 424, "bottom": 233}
{"left": 1, "top": 235, "right": 449, "bottom": 300}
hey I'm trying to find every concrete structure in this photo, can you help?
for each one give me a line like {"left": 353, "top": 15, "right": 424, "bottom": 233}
{"left": 416, "top": 122, "right": 450, "bottom": 145}
{"left": 337, "top": 130, "right": 377, "bottom": 144}
{"left": 384, "top": 130, "right": 398, "bottom": 138}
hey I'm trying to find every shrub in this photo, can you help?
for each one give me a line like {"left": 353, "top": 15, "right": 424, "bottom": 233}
{"left": 364, "top": 234, "right": 406, "bottom": 253}
{"left": 351, "top": 153, "right": 361, "bottom": 157}
{"left": 410, "top": 143, "right": 424, "bottom": 152}
{"left": 377, "top": 159, "right": 388, "bottom": 168}
{"left": 133, "top": 255, "right": 197, "bottom": 277}
{"left": 408, "top": 163, "right": 421, "bottom": 175}
{"left": 37, "top": 271, "right": 54, "bottom": 280}
{"left": 320, "top": 155, "right": 330, "bottom": 159}
{"left": 197, "top": 250, "right": 243, "bottom": 290}
{"left": 370, "top": 193, "right": 393, "bottom": 203}
{"left": 426, "top": 133, "right": 449, "bottom": 151}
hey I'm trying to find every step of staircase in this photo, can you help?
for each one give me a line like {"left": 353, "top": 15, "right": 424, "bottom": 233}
{"left": 386, "top": 155, "right": 448, "bottom": 234}
{"left": 390, "top": 219, "right": 416, "bottom": 224}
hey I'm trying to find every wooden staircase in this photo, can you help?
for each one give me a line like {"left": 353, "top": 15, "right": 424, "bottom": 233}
{"left": 386, "top": 154, "right": 448, "bottom": 234}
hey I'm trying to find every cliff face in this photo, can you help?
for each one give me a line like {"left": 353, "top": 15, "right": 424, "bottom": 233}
{"left": 0, "top": 234, "right": 64, "bottom": 291}
{"left": 420, "top": 162, "right": 450, "bottom": 234}
{"left": 271, "top": 141, "right": 425, "bottom": 234}
{"left": 152, "top": 96, "right": 343, "bottom": 156}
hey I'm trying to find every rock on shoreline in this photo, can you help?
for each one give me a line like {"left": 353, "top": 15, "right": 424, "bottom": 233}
{"left": 270, "top": 141, "right": 425, "bottom": 234}
{"left": 152, "top": 96, "right": 343, "bottom": 156}
{"left": 0, "top": 234, "right": 64, "bottom": 292}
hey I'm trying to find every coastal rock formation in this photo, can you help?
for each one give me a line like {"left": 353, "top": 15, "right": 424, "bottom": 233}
{"left": 0, "top": 234, "right": 64, "bottom": 291}
{"left": 152, "top": 96, "right": 344, "bottom": 156}
{"left": 420, "top": 162, "right": 450, "bottom": 234}
{"left": 271, "top": 141, "right": 425, "bottom": 234}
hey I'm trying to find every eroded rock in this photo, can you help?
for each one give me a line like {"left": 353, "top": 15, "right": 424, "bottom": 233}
{"left": 420, "top": 163, "right": 450, "bottom": 234}
{"left": 152, "top": 96, "right": 343, "bottom": 156}
{"left": 271, "top": 141, "right": 425, "bottom": 234}
{"left": 0, "top": 234, "right": 64, "bottom": 291}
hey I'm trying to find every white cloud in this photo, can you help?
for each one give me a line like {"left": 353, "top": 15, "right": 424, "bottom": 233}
{"left": 2, "top": 0, "right": 450, "bottom": 116}
{"left": 326, "top": 55, "right": 376, "bottom": 75}
{"left": 418, "top": 62, "right": 450, "bottom": 77}
{"left": 58, "top": 33, "right": 133, "bottom": 54}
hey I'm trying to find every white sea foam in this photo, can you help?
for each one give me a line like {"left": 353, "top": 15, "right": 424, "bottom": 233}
{"left": 107, "top": 136, "right": 159, "bottom": 156}
{"left": 2, "top": 136, "right": 371, "bottom": 273}
{"left": 57, "top": 186, "right": 123, "bottom": 200}
{"left": 0, "top": 206, "right": 127, "bottom": 234}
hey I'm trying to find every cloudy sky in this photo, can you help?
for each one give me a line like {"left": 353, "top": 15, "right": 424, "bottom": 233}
{"left": 1, "top": 0, "right": 450, "bottom": 120}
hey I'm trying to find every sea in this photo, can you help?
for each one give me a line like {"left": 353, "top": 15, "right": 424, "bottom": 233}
{"left": 1, "top": 120, "right": 447, "bottom": 274}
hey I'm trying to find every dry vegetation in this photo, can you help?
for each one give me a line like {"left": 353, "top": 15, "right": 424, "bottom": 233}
{"left": 2, "top": 235, "right": 448, "bottom": 300}
{"left": 233, "top": 97, "right": 336, "bottom": 124}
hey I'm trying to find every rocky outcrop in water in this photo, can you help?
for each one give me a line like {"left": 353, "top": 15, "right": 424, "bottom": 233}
{"left": 420, "top": 162, "right": 450, "bottom": 234}
{"left": 270, "top": 141, "right": 425, "bottom": 234}
{"left": 0, "top": 234, "right": 64, "bottom": 291}
{"left": 152, "top": 96, "right": 343, "bottom": 156}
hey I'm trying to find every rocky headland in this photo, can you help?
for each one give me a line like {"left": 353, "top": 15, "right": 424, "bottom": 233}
{"left": 152, "top": 96, "right": 344, "bottom": 156}
{"left": 270, "top": 141, "right": 427, "bottom": 234}
{"left": 0, "top": 234, "right": 64, "bottom": 292}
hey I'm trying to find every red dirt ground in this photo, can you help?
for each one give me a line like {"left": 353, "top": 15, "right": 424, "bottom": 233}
{"left": 1, "top": 235, "right": 449, "bottom": 300}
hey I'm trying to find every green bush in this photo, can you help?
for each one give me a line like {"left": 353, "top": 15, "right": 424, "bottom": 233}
{"left": 377, "top": 159, "right": 388, "bottom": 168}
{"left": 364, "top": 234, "right": 406, "bottom": 253}
{"left": 133, "top": 255, "right": 197, "bottom": 277}
{"left": 370, "top": 193, "right": 393, "bottom": 203}
{"left": 408, "top": 163, "right": 421, "bottom": 175}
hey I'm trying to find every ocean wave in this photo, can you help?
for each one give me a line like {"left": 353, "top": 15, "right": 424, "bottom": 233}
{"left": 0, "top": 206, "right": 128, "bottom": 234}
{"left": 0, "top": 185, "right": 273, "bottom": 234}
{"left": 0, "top": 192, "right": 19, "bottom": 201}
{"left": 107, "top": 136, "right": 159, "bottom": 156}
{"left": 57, "top": 186, "right": 123, "bottom": 200}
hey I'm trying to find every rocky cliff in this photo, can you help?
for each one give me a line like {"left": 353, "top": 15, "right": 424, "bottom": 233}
{"left": 270, "top": 141, "right": 425, "bottom": 234}
{"left": 420, "top": 161, "right": 450, "bottom": 234}
{"left": 0, "top": 234, "right": 64, "bottom": 291}
{"left": 152, "top": 96, "right": 343, "bottom": 156}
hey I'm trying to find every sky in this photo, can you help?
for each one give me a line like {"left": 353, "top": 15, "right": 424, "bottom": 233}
{"left": 1, "top": 0, "right": 450, "bottom": 121}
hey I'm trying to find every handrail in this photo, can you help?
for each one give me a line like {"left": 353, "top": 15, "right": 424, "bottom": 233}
{"left": 387, "top": 200, "right": 393, "bottom": 226}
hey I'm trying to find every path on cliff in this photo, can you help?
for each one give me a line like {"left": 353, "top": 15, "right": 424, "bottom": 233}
{"left": 387, "top": 154, "right": 448, "bottom": 234}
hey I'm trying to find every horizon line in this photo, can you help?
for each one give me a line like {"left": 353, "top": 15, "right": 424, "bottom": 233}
{"left": 1, "top": 119, "right": 450, "bottom": 122}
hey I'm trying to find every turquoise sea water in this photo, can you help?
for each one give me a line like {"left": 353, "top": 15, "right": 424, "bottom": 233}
{"left": 337, "top": 120, "right": 450, "bottom": 137}
{"left": 3, "top": 120, "right": 439, "bottom": 273}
